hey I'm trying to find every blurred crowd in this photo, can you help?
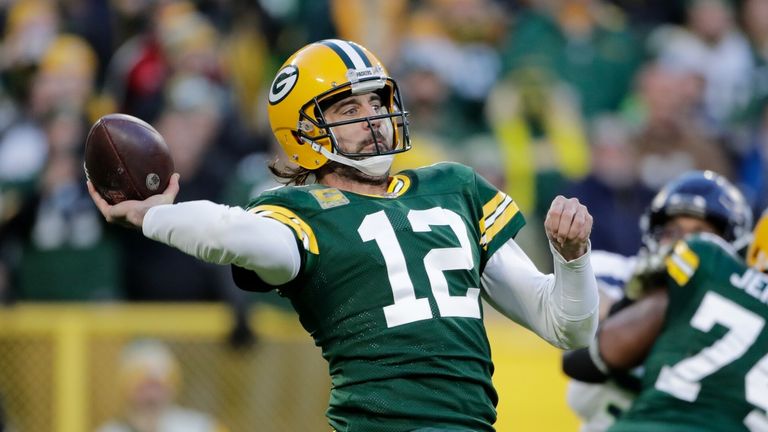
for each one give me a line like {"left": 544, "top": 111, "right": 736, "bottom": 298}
{"left": 0, "top": 0, "right": 766, "bottom": 311}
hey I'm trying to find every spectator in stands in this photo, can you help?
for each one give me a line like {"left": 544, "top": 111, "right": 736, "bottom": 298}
{"left": 486, "top": 66, "right": 591, "bottom": 221}
{"left": 627, "top": 61, "right": 733, "bottom": 190}
{"left": 0, "top": 34, "right": 124, "bottom": 301}
{"left": 96, "top": 339, "right": 227, "bottom": 432}
{"left": 499, "top": 0, "right": 643, "bottom": 120}
{"left": 648, "top": 0, "right": 754, "bottom": 128}
{"left": 118, "top": 72, "right": 254, "bottom": 347}
{"left": 564, "top": 115, "right": 655, "bottom": 256}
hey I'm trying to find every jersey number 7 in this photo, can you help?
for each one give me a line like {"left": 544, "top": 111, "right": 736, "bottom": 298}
{"left": 654, "top": 291, "right": 768, "bottom": 431}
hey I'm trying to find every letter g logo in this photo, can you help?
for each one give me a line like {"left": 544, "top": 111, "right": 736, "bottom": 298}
{"left": 269, "top": 65, "right": 299, "bottom": 105}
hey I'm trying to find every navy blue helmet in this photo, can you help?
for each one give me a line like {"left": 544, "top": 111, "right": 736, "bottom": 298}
{"left": 640, "top": 170, "right": 753, "bottom": 251}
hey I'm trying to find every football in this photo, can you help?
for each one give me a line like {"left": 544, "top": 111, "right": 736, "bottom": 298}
{"left": 84, "top": 113, "right": 174, "bottom": 204}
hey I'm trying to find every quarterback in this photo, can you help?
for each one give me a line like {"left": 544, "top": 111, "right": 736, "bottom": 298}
{"left": 88, "top": 39, "right": 598, "bottom": 431}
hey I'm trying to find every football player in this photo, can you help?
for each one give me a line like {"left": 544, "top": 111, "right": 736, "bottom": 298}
{"left": 564, "top": 250, "right": 638, "bottom": 432}
{"left": 562, "top": 170, "right": 754, "bottom": 431}
{"left": 569, "top": 171, "right": 766, "bottom": 431}
{"left": 87, "top": 39, "right": 599, "bottom": 432}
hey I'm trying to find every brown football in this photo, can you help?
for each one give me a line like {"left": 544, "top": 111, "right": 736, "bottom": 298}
{"left": 84, "top": 113, "right": 174, "bottom": 204}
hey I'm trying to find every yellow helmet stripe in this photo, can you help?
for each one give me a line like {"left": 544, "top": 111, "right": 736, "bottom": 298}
{"left": 248, "top": 205, "right": 319, "bottom": 254}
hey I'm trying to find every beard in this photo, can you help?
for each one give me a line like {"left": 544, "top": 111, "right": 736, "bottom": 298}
{"left": 319, "top": 130, "right": 393, "bottom": 185}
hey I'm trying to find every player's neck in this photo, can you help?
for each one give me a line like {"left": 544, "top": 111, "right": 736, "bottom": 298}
{"left": 319, "top": 172, "right": 389, "bottom": 196}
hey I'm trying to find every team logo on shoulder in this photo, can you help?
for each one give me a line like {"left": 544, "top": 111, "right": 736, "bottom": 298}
{"left": 310, "top": 188, "right": 350, "bottom": 209}
{"left": 269, "top": 65, "right": 299, "bottom": 105}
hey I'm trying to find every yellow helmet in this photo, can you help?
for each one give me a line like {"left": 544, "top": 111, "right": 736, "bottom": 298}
{"left": 747, "top": 211, "right": 768, "bottom": 272}
{"left": 267, "top": 39, "right": 410, "bottom": 171}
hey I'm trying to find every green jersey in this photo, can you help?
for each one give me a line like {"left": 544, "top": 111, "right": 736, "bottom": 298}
{"left": 609, "top": 234, "right": 768, "bottom": 432}
{"left": 235, "top": 163, "right": 525, "bottom": 432}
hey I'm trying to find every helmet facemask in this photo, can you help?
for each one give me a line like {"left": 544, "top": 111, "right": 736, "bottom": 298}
{"left": 296, "top": 77, "right": 410, "bottom": 176}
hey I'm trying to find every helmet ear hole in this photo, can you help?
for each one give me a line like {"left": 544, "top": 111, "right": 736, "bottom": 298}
{"left": 290, "top": 130, "right": 304, "bottom": 146}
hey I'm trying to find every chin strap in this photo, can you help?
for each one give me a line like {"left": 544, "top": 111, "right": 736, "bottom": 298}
{"left": 308, "top": 140, "right": 394, "bottom": 177}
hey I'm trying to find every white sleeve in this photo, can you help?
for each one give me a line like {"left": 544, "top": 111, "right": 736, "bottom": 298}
{"left": 481, "top": 238, "right": 598, "bottom": 349}
{"left": 142, "top": 200, "right": 301, "bottom": 286}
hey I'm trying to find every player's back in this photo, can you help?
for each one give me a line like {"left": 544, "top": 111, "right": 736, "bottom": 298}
{"left": 609, "top": 233, "right": 768, "bottom": 432}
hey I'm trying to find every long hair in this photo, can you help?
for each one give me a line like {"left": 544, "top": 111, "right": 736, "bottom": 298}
{"left": 267, "top": 158, "right": 314, "bottom": 186}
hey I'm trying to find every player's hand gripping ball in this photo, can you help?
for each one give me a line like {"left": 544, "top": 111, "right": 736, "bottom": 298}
{"left": 84, "top": 113, "right": 174, "bottom": 204}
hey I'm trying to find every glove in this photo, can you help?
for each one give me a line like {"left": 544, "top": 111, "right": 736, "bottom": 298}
{"left": 625, "top": 244, "right": 672, "bottom": 300}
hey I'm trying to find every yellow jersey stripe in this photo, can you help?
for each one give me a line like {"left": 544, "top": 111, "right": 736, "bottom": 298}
{"left": 483, "top": 200, "right": 520, "bottom": 247}
{"left": 665, "top": 254, "right": 694, "bottom": 286}
{"left": 248, "top": 205, "right": 319, "bottom": 254}
{"left": 673, "top": 241, "right": 700, "bottom": 272}
{"left": 481, "top": 192, "right": 507, "bottom": 231}
{"left": 485, "top": 195, "right": 514, "bottom": 228}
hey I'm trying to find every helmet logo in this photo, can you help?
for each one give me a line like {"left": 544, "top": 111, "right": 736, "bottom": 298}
{"left": 269, "top": 65, "right": 299, "bottom": 105}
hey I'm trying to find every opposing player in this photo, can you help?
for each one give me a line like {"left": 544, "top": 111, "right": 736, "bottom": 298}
{"left": 87, "top": 39, "right": 599, "bottom": 431}
{"left": 563, "top": 250, "right": 638, "bottom": 432}
{"left": 576, "top": 172, "right": 766, "bottom": 431}
{"left": 562, "top": 170, "right": 754, "bottom": 431}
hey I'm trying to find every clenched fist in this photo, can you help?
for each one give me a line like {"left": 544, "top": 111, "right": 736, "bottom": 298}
{"left": 544, "top": 195, "right": 592, "bottom": 261}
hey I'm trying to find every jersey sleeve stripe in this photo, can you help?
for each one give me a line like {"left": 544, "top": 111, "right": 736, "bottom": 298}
{"left": 481, "top": 192, "right": 507, "bottom": 223}
{"left": 665, "top": 254, "right": 695, "bottom": 286}
{"left": 665, "top": 258, "right": 691, "bottom": 286}
{"left": 664, "top": 242, "right": 700, "bottom": 286}
{"left": 674, "top": 241, "right": 700, "bottom": 270}
{"left": 248, "top": 205, "right": 319, "bottom": 254}
{"left": 482, "top": 199, "right": 520, "bottom": 247}
{"left": 485, "top": 195, "right": 514, "bottom": 227}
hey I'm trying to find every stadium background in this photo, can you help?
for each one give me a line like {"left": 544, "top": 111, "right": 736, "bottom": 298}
{"left": 0, "top": 303, "right": 576, "bottom": 431}
{"left": 0, "top": 0, "right": 766, "bottom": 430}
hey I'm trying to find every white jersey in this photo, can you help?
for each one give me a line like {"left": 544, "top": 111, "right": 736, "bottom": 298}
{"left": 590, "top": 250, "right": 635, "bottom": 303}
{"left": 567, "top": 250, "right": 637, "bottom": 432}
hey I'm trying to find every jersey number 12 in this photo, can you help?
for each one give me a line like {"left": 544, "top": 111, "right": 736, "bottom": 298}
{"left": 358, "top": 208, "right": 481, "bottom": 328}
